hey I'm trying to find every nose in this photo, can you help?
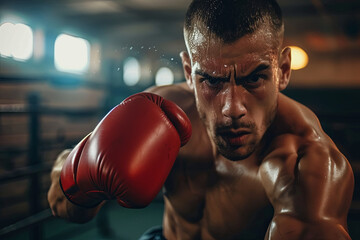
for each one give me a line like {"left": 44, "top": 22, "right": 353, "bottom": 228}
{"left": 221, "top": 85, "right": 247, "bottom": 120}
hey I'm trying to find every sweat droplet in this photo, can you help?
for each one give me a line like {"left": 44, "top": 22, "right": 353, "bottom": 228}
{"left": 130, "top": 46, "right": 133, "bottom": 50}
{"left": 171, "top": 58, "right": 174, "bottom": 61}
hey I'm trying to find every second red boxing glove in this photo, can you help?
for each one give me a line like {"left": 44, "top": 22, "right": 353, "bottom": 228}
{"left": 60, "top": 92, "right": 192, "bottom": 208}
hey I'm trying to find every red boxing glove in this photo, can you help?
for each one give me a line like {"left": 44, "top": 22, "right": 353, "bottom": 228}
{"left": 60, "top": 93, "right": 192, "bottom": 208}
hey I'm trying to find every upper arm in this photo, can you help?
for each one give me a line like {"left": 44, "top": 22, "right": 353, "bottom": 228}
{"left": 295, "top": 146, "right": 354, "bottom": 224}
{"left": 261, "top": 144, "right": 354, "bottom": 239}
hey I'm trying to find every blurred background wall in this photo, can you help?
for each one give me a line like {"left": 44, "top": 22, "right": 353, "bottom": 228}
{"left": 0, "top": 0, "right": 359, "bottom": 239}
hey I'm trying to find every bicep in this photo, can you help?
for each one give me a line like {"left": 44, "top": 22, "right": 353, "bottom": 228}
{"left": 267, "top": 147, "right": 354, "bottom": 239}
{"left": 295, "top": 147, "right": 353, "bottom": 223}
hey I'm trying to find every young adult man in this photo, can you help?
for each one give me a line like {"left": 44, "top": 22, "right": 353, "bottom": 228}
{"left": 48, "top": 0, "right": 354, "bottom": 239}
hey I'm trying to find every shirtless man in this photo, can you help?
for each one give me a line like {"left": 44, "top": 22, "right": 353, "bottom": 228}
{"left": 47, "top": 0, "right": 354, "bottom": 239}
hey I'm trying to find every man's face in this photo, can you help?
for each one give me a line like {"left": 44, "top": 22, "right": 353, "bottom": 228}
{"left": 185, "top": 26, "right": 284, "bottom": 161}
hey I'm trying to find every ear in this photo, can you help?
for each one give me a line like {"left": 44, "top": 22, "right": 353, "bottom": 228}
{"left": 278, "top": 47, "right": 291, "bottom": 91}
{"left": 180, "top": 51, "right": 193, "bottom": 90}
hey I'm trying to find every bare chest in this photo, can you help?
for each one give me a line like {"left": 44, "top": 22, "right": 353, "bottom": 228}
{"left": 164, "top": 158, "right": 272, "bottom": 239}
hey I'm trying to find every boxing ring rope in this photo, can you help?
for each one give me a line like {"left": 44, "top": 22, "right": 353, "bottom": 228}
{"left": 0, "top": 93, "right": 103, "bottom": 240}
{"left": 0, "top": 209, "right": 53, "bottom": 238}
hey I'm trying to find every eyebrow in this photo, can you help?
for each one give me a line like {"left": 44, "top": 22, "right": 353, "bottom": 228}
{"left": 194, "top": 69, "right": 230, "bottom": 82}
{"left": 194, "top": 63, "right": 270, "bottom": 81}
{"left": 246, "top": 64, "right": 270, "bottom": 76}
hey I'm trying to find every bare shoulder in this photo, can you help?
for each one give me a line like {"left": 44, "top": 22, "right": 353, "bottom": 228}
{"left": 274, "top": 93, "right": 354, "bottom": 185}
{"left": 297, "top": 137, "right": 354, "bottom": 218}
{"left": 261, "top": 93, "right": 354, "bottom": 204}
{"left": 145, "top": 82, "right": 195, "bottom": 114}
{"left": 300, "top": 139, "right": 353, "bottom": 186}
{"left": 259, "top": 94, "right": 354, "bottom": 239}
{"left": 260, "top": 138, "right": 354, "bottom": 239}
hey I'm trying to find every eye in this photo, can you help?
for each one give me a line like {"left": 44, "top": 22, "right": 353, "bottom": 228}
{"left": 244, "top": 74, "right": 266, "bottom": 87}
{"left": 205, "top": 78, "right": 221, "bottom": 87}
{"left": 247, "top": 74, "right": 261, "bottom": 83}
{"left": 200, "top": 76, "right": 223, "bottom": 88}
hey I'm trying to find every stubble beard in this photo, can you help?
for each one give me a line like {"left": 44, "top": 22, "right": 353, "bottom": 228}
{"left": 198, "top": 100, "right": 278, "bottom": 162}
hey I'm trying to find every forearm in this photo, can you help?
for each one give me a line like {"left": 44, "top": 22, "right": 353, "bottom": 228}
{"left": 266, "top": 214, "right": 351, "bottom": 240}
{"left": 47, "top": 149, "right": 103, "bottom": 223}
{"left": 48, "top": 177, "right": 104, "bottom": 223}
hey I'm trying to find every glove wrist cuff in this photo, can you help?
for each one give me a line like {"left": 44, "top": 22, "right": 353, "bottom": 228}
{"left": 59, "top": 177, "right": 102, "bottom": 208}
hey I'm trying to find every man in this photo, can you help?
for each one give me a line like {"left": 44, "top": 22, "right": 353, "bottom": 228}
{"left": 47, "top": 0, "right": 354, "bottom": 239}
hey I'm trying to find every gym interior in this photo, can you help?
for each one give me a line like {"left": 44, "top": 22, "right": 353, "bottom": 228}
{"left": 0, "top": 0, "right": 359, "bottom": 239}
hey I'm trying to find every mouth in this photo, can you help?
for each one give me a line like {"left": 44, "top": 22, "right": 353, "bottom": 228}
{"left": 218, "top": 129, "right": 251, "bottom": 146}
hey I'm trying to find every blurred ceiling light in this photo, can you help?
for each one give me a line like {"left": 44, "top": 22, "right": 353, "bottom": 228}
{"left": 289, "top": 46, "right": 308, "bottom": 70}
{"left": 123, "top": 57, "right": 140, "bottom": 86}
{"left": 0, "top": 22, "right": 33, "bottom": 61}
{"left": 129, "top": 0, "right": 189, "bottom": 10}
{"left": 0, "top": 22, "right": 13, "bottom": 57}
{"left": 67, "top": 0, "right": 122, "bottom": 14}
{"left": 54, "top": 34, "right": 90, "bottom": 74}
{"left": 155, "top": 67, "right": 174, "bottom": 86}
{"left": 12, "top": 24, "right": 33, "bottom": 61}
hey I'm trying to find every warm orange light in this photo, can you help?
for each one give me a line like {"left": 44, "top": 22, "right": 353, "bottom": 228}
{"left": 289, "top": 46, "right": 308, "bottom": 70}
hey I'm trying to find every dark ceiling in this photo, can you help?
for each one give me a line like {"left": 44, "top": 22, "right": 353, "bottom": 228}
{"left": 1, "top": 0, "right": 359, "bottom": 55}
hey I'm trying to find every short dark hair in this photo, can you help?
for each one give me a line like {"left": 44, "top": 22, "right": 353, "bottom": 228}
{"left": 184, "top": 0, "right": 283, "bottom": 44}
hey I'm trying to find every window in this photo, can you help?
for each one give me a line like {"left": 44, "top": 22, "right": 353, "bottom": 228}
{"left": 155, "top": 67, "right": 174, "bottom": 86}
{"left": 54, "top": 34, "right": 90, "bottom": 74}
{"left": 0, "top": 22, "right": 33, "bottom": 61}
{"left": 123, "top": 57, "right": 140, "bottom": 86}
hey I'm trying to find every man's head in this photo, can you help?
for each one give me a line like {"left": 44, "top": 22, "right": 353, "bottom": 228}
{"left": 180, "top": 0, "right": 292, "bottom": 160}
{"left": 184, "top": 0, "right": 284, "bottom": 46}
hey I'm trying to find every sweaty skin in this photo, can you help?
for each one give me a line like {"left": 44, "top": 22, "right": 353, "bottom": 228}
{"left": 146, "top": 25, "right": 354, "bottom": 239}
{"left": 151, "top": 83, "right": 353, "bottom": 240}
{"left": 48, "top": 25, "right": 354, "bottom": 240}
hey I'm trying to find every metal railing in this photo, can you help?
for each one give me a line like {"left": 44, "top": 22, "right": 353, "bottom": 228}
{"left": 0, "top": 93, "right": 101, "bottom": 240}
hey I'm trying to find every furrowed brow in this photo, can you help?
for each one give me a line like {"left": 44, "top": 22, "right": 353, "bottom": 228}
{"left": 194, "top": 69, "right": 229, "bottom": 82}
{"left": 236, "top": 64, "right": 271, "bottom": 84}
{"left": 249, "top": 64, "right": 270, "bottom": 75}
